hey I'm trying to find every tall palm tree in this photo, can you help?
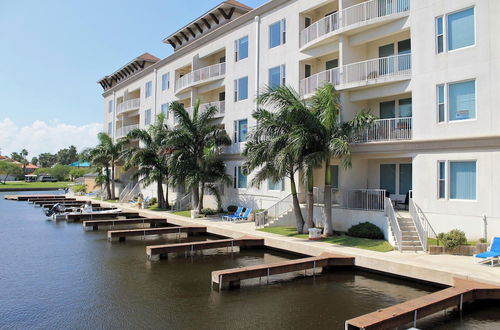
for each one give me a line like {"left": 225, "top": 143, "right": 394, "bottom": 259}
{"left": 244, "top": 85, "right": 324, "bottom": 233}
{"left": 121, "top": 113, "right": 172, "bottom": 209}
{"left": 87, "top": 132, "right": 123, "bottom": 199}
{"left": 310, "top": 83, "right": 375, "bottom": 236}
{"left": 169, "top": 99, "right": 231, "bottom": 212}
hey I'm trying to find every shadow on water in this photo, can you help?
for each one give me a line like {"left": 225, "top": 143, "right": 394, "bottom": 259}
{"left": 0, "top": 191, "right": 499, "bottom": 329}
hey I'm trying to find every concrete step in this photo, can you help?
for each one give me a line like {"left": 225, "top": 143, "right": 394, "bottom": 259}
{"left": 402, "top": 246, "right": 424, "bottom": 252}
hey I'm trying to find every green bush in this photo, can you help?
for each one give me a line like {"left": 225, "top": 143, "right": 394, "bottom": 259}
{"left": 437, "top": 229, "right": 467, "bottom": 249}
{"left": 201, "top": 208, "right": 217, "bottom": 216}
{"left": 148, "top": 197, "right": 158, "bottom": 206}
{"left": 72, "top": 184, "right": 87, "bottom": 193}
{"left": 227, "top": 205, "right": 238, "bottom": 213}
{"left": 34, "top": 164, "right": 71, "bottom": 181}
{"left": 347, "top": 222, "right": 384, "bottom": 240}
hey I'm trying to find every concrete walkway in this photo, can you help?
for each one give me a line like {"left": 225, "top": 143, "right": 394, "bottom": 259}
{"left": 78, "top": 197, "right": 500, "bottom": 287}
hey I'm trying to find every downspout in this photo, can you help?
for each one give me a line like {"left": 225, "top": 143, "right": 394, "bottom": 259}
{"left": 254, "top": 15, "right": 260, "bottom": 110}
{"left": 153, "top": 68, "right": 158, "bottom": 117}
{"left": 112, "top": 91, "right": 116, "bottom": 140}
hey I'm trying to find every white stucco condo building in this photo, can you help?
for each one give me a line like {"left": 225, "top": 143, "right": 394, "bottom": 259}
{"left": 98, "top": 0, "right": 500, "bottom": 250}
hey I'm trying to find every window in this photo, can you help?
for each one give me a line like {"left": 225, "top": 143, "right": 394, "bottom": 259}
{"left": 234, "top": 77, "right": 248, "bottom": 101}
{"left": 330, "top": 165, "right": 339, "bottom": 190}
{"left": 399, "top": 163, "right": 412, "bottom": 196}
{"left": 437, "top": 84, "right": 445, "bottom": 122}
{"left": 161, "top": 103, "right": 169, "bottom": 118}
{"left": 436, "top": 8, "right": 475, "bottom": 53}
{"left": 268, "top": 179, "right": 283, "bottom": 191}
{"left": 436, "top": 16, "right": 444, "bottom": 53}
{"left": 269, "top": 19, "right": 286, "bottom": 48}
{"left": 398, "top": 98, "right": 412, "bottom": 117}
{"left": 161, "top": 73, "right": 170, "bottom": 91}
{"left": 145, "top": 81, "right": 153, "bottom": 98}
{"left": 450, "top": 161, "right": 476, "bottom": 200}
{"left": 437, "top": 80, "right": 475, "bottom": 122}
{"left": 380, "top": 164, "right": 396, "bottom": 195}
{"left": 268, "top": 65, "right": 286, "bottom": 88}
{"left": 305, "top": 17, "right": 311, "bottom": 28}
{"left": 234, "top": 166, "right": 247, "bottom": 189}
{"left": 235, "top": 36, "right": 248, "bottom": 61}
{"left": 438, "top": 161, "right": 446, "bottom": 199}
{"left": 107, "top": 122, "right": 112, "bottom": 135}
{"left": 145, "top": 109, "right": 151, "bottom": 125}
{"left": 305, "top": 64, "right": 311, "bottom": 78}
{"left": 234, "top": 119, "right": 248, "bottom": 143}
{"left": 326, "top": 59, "right": 338, "bottom": 70}
{"left": 108, "top": 100, "right": 113, "bottom": 113}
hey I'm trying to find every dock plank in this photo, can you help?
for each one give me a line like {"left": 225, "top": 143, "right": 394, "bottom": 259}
{"left": 66, "top": 212, "right": 139, "bottom": 222}
{"left": 83, "top": 218, "right": 170, "bottom": 230}
{"left": 107, "top": 226, "right": 207, "bottom": 241}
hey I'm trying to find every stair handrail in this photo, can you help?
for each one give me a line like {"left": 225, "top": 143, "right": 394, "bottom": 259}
{"left": 385, "top": 197, "right": 402, "bottom": 252}
{"left": 409, "top": 196, "right": 437, "bottom": 252}
{"left": 173, "top": 192, "right": 191, "bottom": 211}
{"left": 118, "top": 182, "right": 133, "bottom": 202}
{"left": 120, "top": 181, "right": 140, "bottom": 203}
{"left": 256, "top": 193, "right": 302, "bottom": 228}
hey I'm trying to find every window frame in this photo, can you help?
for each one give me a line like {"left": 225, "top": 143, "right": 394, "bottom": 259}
{"left": 145, "top": 81, "right": 153, "bottom": 98}
{"left": 234, "top": 76, "right": 249, "bottom": 101}
{"left": 108, "top": 100, "right": 113, "bottom": 113}
{"left": 160, "top": 103, "right": 169, "bottom": 119}
{"left": 438, "top": 161, "right": 446, "bottom": 199}
{"left": 268, "top": 179, "right": 284, "bottom": 191}
{"left": 144, "top": 109, "right": 152, "bottom": 125}
{"left": 233, "top": 118, "right": 248, "bottom": 143}
{"left": 107, "top": 122, "right": 113, "bottom": 135}
{"left": 435, "top": 16, "right": 444, "bottom": 54}
{"left": 235, "top": 35, "right": 249, "bottom": 62}
{"left": 234, "top": 166, "right": 247, "bottom": 189}
{"left": 436, "top": 7, "right": 476, "bottom": 54}
{"left": 437, "top": 160, "right": 477, "bottom": 201}
{"left": 161, "top": 73, "right": 170, "bottom": 91}
{"left": 268, "top": 64, "right": 286, "bottom": 88}
{"left": 269, "top": 19, "right": 286, "bottom": 48}
{"left": 436, "top": 79, "right": 476, "bottom": 123}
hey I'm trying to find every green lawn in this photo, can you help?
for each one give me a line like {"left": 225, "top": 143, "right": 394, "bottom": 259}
{"left": 258, "top": 226, "right": 394, "bottom": 252}
{"left": 147, "top": 204, "right": 170, "bottom": 211}
{"left": 171, "top": 210, "right": 206, "bottom": 218}
{"left": 0, "top": 181, "right": 72, "bottom": 189}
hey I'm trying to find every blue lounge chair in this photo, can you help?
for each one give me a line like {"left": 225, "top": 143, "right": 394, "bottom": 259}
{"left": 229, "top": 208, "right": 252, "bottom": 222}
{"left": 222, "top": 207, "right": 243, "bottom": 221}
{"left": 474, "top": 237, "right": 500, "bottom": 266}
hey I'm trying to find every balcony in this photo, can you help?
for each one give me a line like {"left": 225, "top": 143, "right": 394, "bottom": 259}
{"left": 300, "top": 0, "right": 410, "bottom": 49}
{"left": 354, "top": 117, "right": 412, "bottom": 143}
{"left": 186, "top": 101, "right": 225, "bottom": 119}
{"left": 300, "top": 54, "right": 411, "bottom": 95}
{"left": 116, "top": 124, "right": 139, "bottom": 138}
{"left": 116, "top": 98, "right": 140, "bottom": 116}
{"left": 174, "top": 63, "right": 226, "bottom": 93}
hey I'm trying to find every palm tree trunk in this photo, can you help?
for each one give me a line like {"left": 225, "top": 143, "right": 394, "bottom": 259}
{"left": 323, "top": 159, "right": 333, "bottom": 236}
{"left": 191, "top": 185, "right": 199, "bottom": 211}
{"left": 111, "top": 160, "right": 116, "bottom": 200}
{"left": 105, "top": 166, "right": 112, "bottom": 200}
{"left": 157, "top": 177, "right": 165, "bottom": 209}
{"left": 305, "top": 167, "right": 315, "bottom": 231}
{"left": 290, "top": 173, "right": 305, "bottom": 234}
{"left": 198, "top": 182, "right": 205, "bottom": 212}
{"left": 164, "top": 172, "right": 170, "bottom": 209}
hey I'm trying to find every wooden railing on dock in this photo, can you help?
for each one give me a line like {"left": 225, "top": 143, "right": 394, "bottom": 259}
{"left": 83, "top": 218, "right": 170, "bottom": 230}
{"left": 107, "top": 226, "right": 207, "bottom": 241}
{"left": 146, "top": 236, "right": 264, "bottom": 260}
{"left": 345, "top": 278, "right": 500, "bottom": 330}
{"left": 212, "top": 252, "right": 354, "bottom": 290}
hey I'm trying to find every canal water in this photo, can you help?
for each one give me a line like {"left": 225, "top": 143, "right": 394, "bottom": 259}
{"left": 1, "top": 191, "right": 499, "bottom": 329}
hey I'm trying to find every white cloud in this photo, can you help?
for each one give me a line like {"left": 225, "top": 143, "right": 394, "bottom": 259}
{"left": 0, "top": 118, "right": 102, "bottom": 158}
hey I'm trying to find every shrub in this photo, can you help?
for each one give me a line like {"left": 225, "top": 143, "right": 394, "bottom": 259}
{"left": 201, "top": 208, "right": 217, "bottom": 216}
{"left": 227, "top": 205, "right": 238, "bottom": 213}
{"left": 479, "top": 238, "right": 487, "bottom": 244}
{"left": 72, "top": 184, "right": 87, "bottom": 193}
{"left": 148, "top": 197, "right": 158, "bottom": 206}
{"left": 347, "top": 222, "right": 384, "bottom": 240}
{"left": 437, "top": 229, "right": 467, "bottom": 249}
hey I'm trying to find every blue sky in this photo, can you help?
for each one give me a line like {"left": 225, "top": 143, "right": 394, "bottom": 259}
{"left": 0, "top": 0, "right": 266, "bottom": 156}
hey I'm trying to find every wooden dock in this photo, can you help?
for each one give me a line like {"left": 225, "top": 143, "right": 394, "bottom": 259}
{"left": 146, "top": 236, "right": 264, "bottom": 261}
{"left": 107, "top": 225, "right": 207, "bottom": 241}
{"left": 4, "top": 194, "right": 62, "bottom": 201}
{"left": 345, "top": 278, "right": 500, "bottom": 330}
{"left": 41, "top": 202, "right": 100, "bottom": 208}
{"left": 32, "top": 199, "right": 76, "bottom": 205}
{"left": 83, "top": 218, "right": 170, "bottom": 231}
{"left": 211, "top": 252, "right": 354, "bottom": 289}
{"left": 66, "top": 212, "right": 140, "bottom": 222}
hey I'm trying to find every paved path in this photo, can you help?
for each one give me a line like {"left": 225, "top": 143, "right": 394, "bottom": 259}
{"left": 77, "top": 197, "right": 500, "bottom": 287}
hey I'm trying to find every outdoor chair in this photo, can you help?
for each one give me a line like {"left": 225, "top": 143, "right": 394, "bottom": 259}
{"left": 395, "top": 192, "right": 409, "bottom": 210}
{"left": 222, "top": 207, "right": 243, "bottom": 221}
{"left": 474, "top": 237, "right": 500, "bottom": 266}
{"left": 228, "top": 208, "right": 252, "bottom": 222}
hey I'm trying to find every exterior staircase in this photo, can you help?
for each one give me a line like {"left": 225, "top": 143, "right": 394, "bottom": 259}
{"left": 397, "top": 211, "right": 424, "bottom": 252}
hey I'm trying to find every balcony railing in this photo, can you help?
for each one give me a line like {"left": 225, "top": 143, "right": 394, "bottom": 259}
{"left": 116, "top": 124, "right": 139, "bottom": 138}
{"left": 313, "top": 187, "right": 386, "bottom": 211}
{"left": 354, "top": 117, "right": 412, "bottom": 142}
{"left": 300, "top": 11, "right": 340, "bottom": 47}
{"left": 186, "top": 101, "right": 225, "bottom": 118}
{"left": 116, "top": 98, "right": 140, "bottom": 115}
{"left": 300, "top": 0, "right": 410, "bottom": 47}
{"left": 300, "top": 54, "right": 411, "bottom": 95}
{"left": 175, "top": 63, "right": 226, "bottom": 92}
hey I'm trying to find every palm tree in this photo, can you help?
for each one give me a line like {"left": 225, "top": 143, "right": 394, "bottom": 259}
{"left": 310, "top": 83, "right": 375, "bottom": 236}
{"left": 169, "top": 99, "right": 232, "bottom": 212}
{"left": 121, "top": 113, "right": 171, "bottom": 209}
{"left": 87, "top": 133, "right": 123, "bottom": 199}
{"left": 244, "top": 85, "right": 324, "bottom": 233}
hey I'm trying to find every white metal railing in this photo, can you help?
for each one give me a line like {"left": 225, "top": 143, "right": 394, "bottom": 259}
{"left": 299, "top": 54, "right": 411, "bottom": 95}
{"left": 116, "top": 98, "right": 140, "bottom": 115}
{"left": 119, "top": 181, "right": 140, "bottom": 203}
{"left": 300, "top": 11, "right": 340, "bottom": 47}
{"left": 343, "top": 0, "right": 410, "bottom": 27}
{"left": 385, "top": 197, "right": 402, "bottom": 252}
{"left": 256, "top": 193, "right": 305, "bottom": 228}
{"left": 341, "top": 189, "right": 386, "bottom": 210}
{"left": 300, "top": 0, "right": 410, "bottom": 47}
{"left": 175, "top": 63, "right": 226, "bottom": 92}
{"left": 186, "top": 101, "right": 225, "bottom": 118}
{"left": 409, "top": 195, "right": 437, "bottom": 252}
{"left": 116, "top": 124, "right": 139, "bottom": 138}
{"left": 355, "top": 117, "right": 412, "bottom": 142}
{"left": 300, "top": 68, "right": 341, "bottom": 95}
{"left": 343, "top": 54, "right": 411, "bottom": 85}
{"left": 172, "top": 192, "right": 192, "bottom": 211}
